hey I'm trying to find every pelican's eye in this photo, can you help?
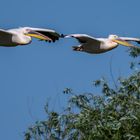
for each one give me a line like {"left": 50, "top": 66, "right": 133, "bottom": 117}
{"left": 114, "top": 35, "right": 118, "bottom": 39}
{"left": 26, "top": 29, "right": 30, "bottom": 31}
{"left": 24, "top": 29, "right": 32, "bottom": 35}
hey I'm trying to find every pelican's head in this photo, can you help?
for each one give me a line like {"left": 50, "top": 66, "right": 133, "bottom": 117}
{"left": 108, "top": 34, "right": 119, "bottom": 40}
{"left": 109, "top": 34, "right": 134, "bottom": 47}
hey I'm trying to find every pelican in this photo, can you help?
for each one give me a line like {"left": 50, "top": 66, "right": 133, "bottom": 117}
{"left": 64, "top": 34, "right": 140, "bottom": 54}
{"left": 0, "top": 27, "right": 61, "bottom": 47}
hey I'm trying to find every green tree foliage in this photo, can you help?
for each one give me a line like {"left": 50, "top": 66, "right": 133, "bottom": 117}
{"left": 24, "top": 49, "right": 140, "bottom": 140}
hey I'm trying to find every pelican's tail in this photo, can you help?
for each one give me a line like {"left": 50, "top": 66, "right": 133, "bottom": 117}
{"left": 72, "top": 46, "right": 83, "bottom": 51}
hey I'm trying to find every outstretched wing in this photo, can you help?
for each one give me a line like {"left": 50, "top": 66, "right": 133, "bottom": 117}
{"left": 0, "top": 29, "right": 13, "bottom": 38}
{"left": 65, "top": 34, "right": 102, "bottom": 45}
{"left": 26, "top": 27, "right": 61, "bottom": 42}
{"left": 0, "top": 29, "right": 14, "bottom": 46}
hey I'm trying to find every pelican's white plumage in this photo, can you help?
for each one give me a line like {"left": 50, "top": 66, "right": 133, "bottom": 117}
{"left": 0, "top": 27, "right": 61, "bottom": 47}
{"left": 65, "top": 34, "right": 140, "bottom": 54}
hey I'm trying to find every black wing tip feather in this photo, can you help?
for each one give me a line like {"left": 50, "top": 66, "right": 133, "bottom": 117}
{"left": 60, "top": 34, "right": 67, "bottom": 38}
{"left": 60, "top": 34, "right": 75, "bottom": 38}
{"left": 136, "top": 41, "right": 140, "bottom": 44}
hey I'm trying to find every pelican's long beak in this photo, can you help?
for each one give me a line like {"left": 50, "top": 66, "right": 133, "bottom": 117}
{"left": 112, "top": 38, "right": 135, "bottom": 47}
{"left": 25, "top": 31, "right": 52, "bottom": 41}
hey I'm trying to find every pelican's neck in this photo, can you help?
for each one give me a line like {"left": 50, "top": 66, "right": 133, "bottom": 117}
{"left": 108, "top": 40, "right": 118, "bottom": 49}
{"left": 10, "top": 29, "right": 32, "bottom": 45}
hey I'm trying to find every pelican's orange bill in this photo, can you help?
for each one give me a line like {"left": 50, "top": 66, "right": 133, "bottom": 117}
{"left": 25, "top": 31, "right": 52, "bottom": 41}
{"left": 113, "top": 38, "right": 134, "bottom": 47}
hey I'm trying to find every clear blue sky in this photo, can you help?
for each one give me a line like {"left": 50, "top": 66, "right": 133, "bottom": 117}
{"left": 0, "top": 0, "right": 140, "bottom": 139}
